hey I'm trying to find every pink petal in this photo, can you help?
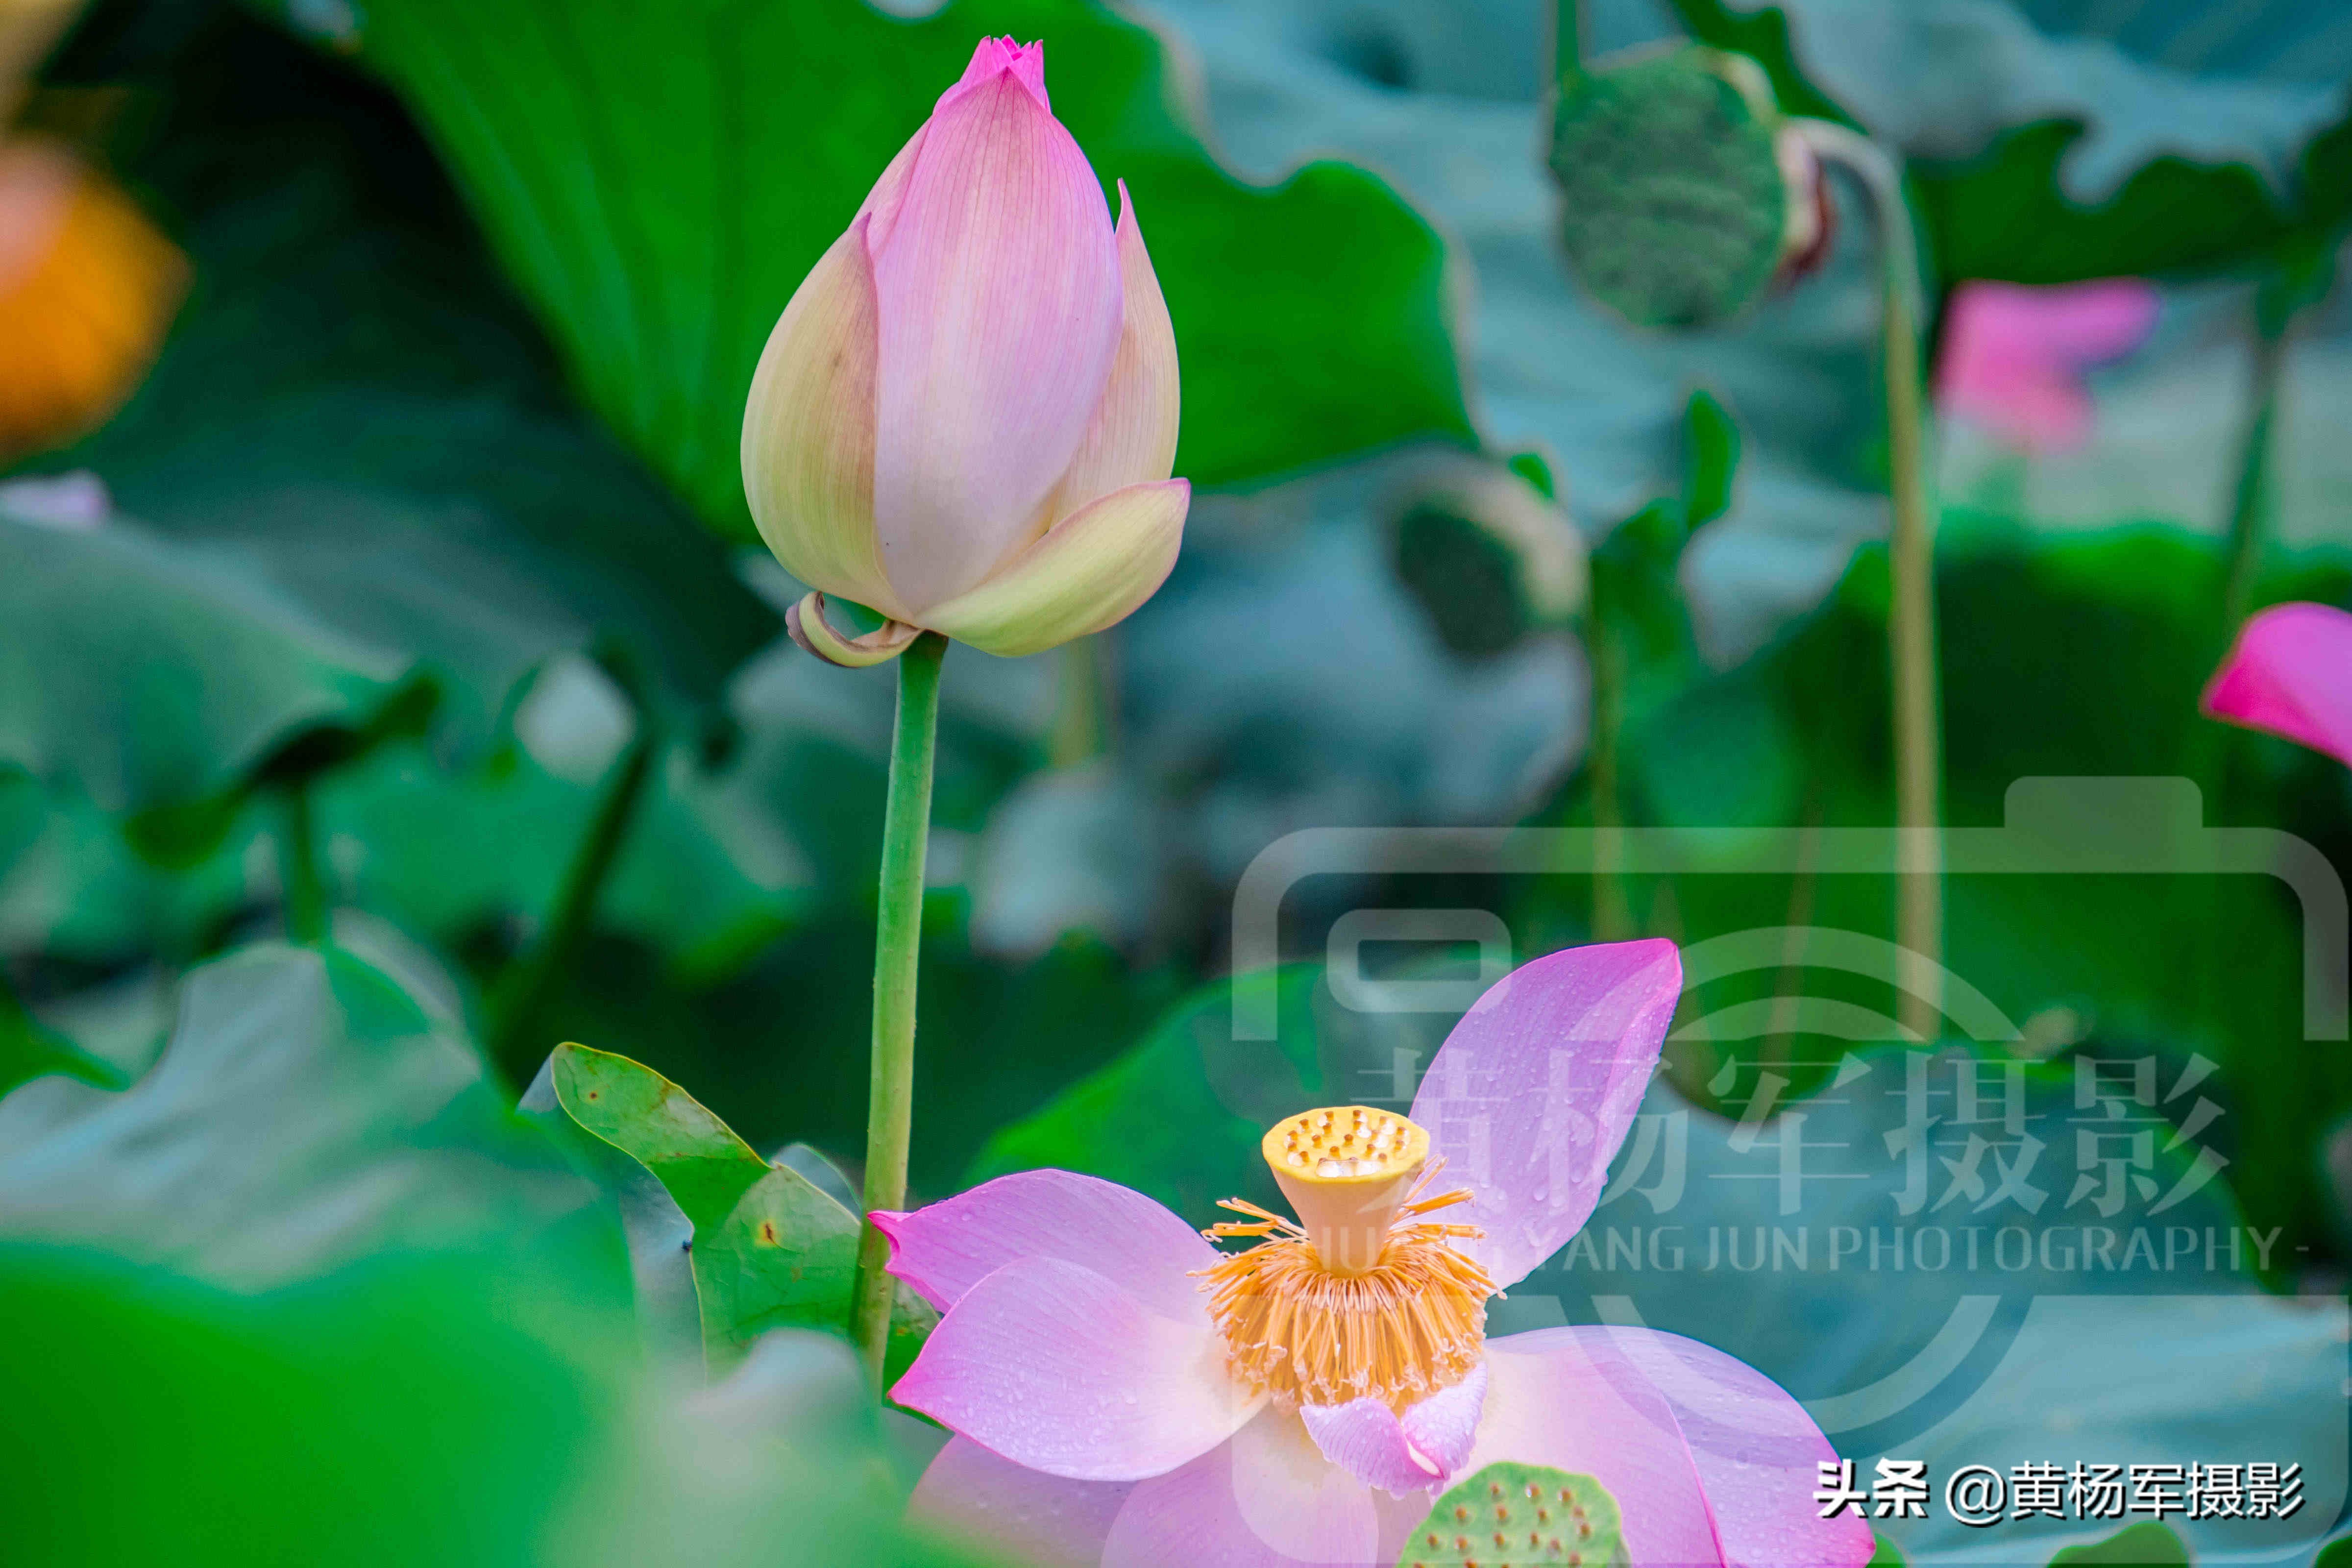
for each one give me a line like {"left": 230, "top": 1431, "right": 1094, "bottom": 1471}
{"left": 949, "top": 36, "right": 1048, "bottom": 109}
{"left": 2029, "top": 277, "right": 2162, "bottom": 362}
{"left": 739, "top": 216, "right": 903, "bottom": 619}
{"left": 855, "top": 40, "right": 1051, "bottom": 253}
{"left": 917, "top": 477, "right": 1188, "bottom": 658}
{"left": 1102, "top": 1407, "right": 1432, "bottom": 1567}
{"left": 1945, "top": 279, "right": 2159, "bottom": 368}
{"left": 1477, "top": 1327, "right": 1875, "bottom": 1568}
{"left": 1408, "top": 939, "right": 1681, "bottom": 1291}
{"left": 855, "top": 127, "right": 926, "bottom": 255}
{"left": 1933, "top": 278, "right": 2158, "bottom": 456}
{"left": 2202, "top": 601, "right": 2352, "bottom": 768}
{"left": 866, "top": 44, "right": 1122, "bottom": 615}
{"left": 1036, "top": 181, "right": 1182, "bottom": 521}
{"left": 909, "top": 1436, "right": 1131, "bottom": 1568}
{"left": 1469, "top": 1328, "right": 1726, "bottom": 1566}
{"left": 891, "top": 1255, "right": 1261, "bottom": 1482}
{"left": 1593, "top": 1328, "right": 1876, "bottom": 1568}
{"left": 873, "top": 1167, "right": 1217, "bottom": 1322}
{"left": 1937, "top": 351, "right": 2094, "bottom": 452}
{"left": 1298, "top": 1363, "right": 1487, "bottom": 1496}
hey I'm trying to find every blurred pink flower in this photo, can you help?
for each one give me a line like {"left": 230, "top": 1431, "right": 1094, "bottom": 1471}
{"left": 740, "top": 36, "right": 1187, "bottom": 665}
{"left": 877, "top": 940, "right": 1873, "bottom": 1568}
{"left": 1935, "top": 277, "right": 2160, "bottom": 454}
{"left": 2202, "top": 601, "right": 2352, "bottom": 768}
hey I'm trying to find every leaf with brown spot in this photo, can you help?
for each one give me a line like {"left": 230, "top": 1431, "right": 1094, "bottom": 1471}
{"left": 550, "top": 1042, "right": 920, "bottom": 1372}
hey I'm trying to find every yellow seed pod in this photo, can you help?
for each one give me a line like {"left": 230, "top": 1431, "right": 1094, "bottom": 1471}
{"left": 1260, "top": 1105, "right": 1430, "bottom": 1275}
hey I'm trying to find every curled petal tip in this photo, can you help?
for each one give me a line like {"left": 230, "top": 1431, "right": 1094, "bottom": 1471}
{"left": 951, "top": 34, "right": 1048, "bottom": 108}
{"left": 787, "top": 591, "right": 924, "bottom": 668}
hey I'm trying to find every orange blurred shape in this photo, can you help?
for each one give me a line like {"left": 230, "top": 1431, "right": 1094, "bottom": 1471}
{"left": 0, "top": 137, "right": 186, "bottom": 462}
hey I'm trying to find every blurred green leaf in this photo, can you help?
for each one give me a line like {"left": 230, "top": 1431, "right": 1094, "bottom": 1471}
{"left": 0, "top": 1243, "right": 620, "bottom": 1568}
{"left": 1666, "top": 0, "right": 2352, "bottom": 283}
{"left": 1680, "top": 389, "right": 1740, "bottom": 530}
{"left": 54, "top": 14, "right": 779, "bottom": 746}
{"left": 1911, "top": 120, "right": 2322, "bottom": 285}
{"left": 1398, "top": 1464, "right": 1625, "bottom": 1567}
{"left": 0, "top": 512, "right": 425, "bottom": 840}
{"left": 0, "top": 763, "right": 260, "bottom": 965}
{"left": 1508, "top": 450, "right": 1560, "bottom": 502}
{"left": 0, "top": 982, "right": 126, "bottom": 1099}
{"left": 321, "top": 733, "right": 804, "bottom": 985}
{"left": 552, "top": 1040, "right": 773, "bottom": 1226}
{"left": 0, "top": 941, "right": 601, "bottom": 1282}
{"left": 552, "top": 1041, "right": 934, "bottom": 1378}
{"left": 2049, "top": 1522, "right": 2191, "bottom": 1565}
{"left": 1868, "top": 1534, "right": 1908, "bottom": 1567}
{"left": 295, "top": 0, "right": 1475, "bottom": 541}
{"left": 1589, "top": 389, "right": 1747, "bottom": 739}
{"left": 970, "top": 964, "right": 1324, "bottom": 1225}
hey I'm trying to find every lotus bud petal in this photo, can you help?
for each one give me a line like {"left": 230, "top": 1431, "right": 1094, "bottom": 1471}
{"left": 742, "top": 37, "right": 1188, "bottom": 665}
{"left": 786, "top": 591, "right": 927, "bottom": 669}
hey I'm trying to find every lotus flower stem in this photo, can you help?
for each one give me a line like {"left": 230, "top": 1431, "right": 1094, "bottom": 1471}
{"left": 1552, "top": 0, "right": 1585, "bottom": 92}
{"left": 1794, "top": 120, "right": 1942, "bottom": 1039}
{"left": 1587, "top": 612, "right": 1632, "bottom": 940}
{"left": 1048, "top": 635, "right": 1109, "bottom": 767}
{"left": 2221, "top": 286, "right": 2293, "bottom": 628}
{"left": 851, "top": 628, "right": 948, "bottom": 1383}
{"left": 279, "top": 783, "right": 328, "bottom": 945}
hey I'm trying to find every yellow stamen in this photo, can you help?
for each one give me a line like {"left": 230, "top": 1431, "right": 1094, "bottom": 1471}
{"left": 1197, "top": 1107, "right": 1494, "bottom": 1411}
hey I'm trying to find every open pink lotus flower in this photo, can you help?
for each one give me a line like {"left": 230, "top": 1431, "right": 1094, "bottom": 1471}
{"left": 2203, "top": 601, "right": 2352, "bottom": 769}
{"left": 875, "top": 940, "right": 1873, "bottom": 1567}
{"left": 740, "top": 36, "right": 1186, "bottom": 666}
{"left": 1935, "top": 277, "right": 2159, "bottom": 454}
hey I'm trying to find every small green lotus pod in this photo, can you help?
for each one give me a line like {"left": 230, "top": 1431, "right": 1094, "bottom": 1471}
{"left": 1397, "top": 1463, "right": 1627, "bottom": 1567}
{"left": 1548, "top": 45, "right": 1823, "bottom": 329}
{"left": 1391, "top": 455, "right": 1587, "bottom": 660}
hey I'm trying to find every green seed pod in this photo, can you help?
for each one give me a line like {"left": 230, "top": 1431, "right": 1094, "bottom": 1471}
{"left": 1396, "top": 1463, "right": 1627, "bottom": 1567}
{"left": 1391, "top": 457, "right": 1587, "bottom": 659}
{"left": 1548, "top": 45, "right": 1818, "bottom": 329}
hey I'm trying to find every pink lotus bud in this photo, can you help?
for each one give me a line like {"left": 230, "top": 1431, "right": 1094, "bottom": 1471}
{"left": 741, "top": 37, "right": 1187, "bottom": 665}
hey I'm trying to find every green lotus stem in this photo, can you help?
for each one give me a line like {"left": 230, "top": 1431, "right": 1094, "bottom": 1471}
{"left": 280, "top": 782, "right": 328, "bottom": 945}
{"left": 1587, "top": 603, "right": 1632, "bottom": 941}
{"left": 2220, "top": 288, "right": 2291, "bottom": 628}
{"left": 851, "top": 629, "right": 947, "bottom": 1385}
{"left": 490, "top": 687, "right": 660, "bottom": 1064}
{"left": 1049, "top": 634, "right": 1108, "bottom": 768}
{"left": 1552, "top": 0, "right": 1584, "bottom": 92}
{"left": 1795, "top": 120, "right": 1943, "bottom": 1040}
